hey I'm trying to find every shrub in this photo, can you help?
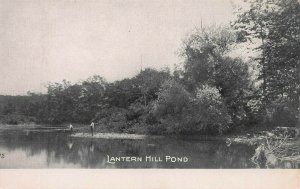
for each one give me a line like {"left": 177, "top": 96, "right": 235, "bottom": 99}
{"left": 153, "top": 79, "right": 191, "bottom": 117}
{"left": 153, "top": 80, "right": 232, "bottom": 135}
{"left": 192, "top": 85, "right": 232, "bottom": 134}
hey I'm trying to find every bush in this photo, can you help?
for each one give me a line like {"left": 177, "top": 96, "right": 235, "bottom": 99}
{"left": 126, "top": 102, "right": 146, "bottom": 121}
{"left": 152, "top": 80, "right": 232, "bottom": 135}
{"left": 153, "top": 79, "right": 191, "bottom": 117}
{"left": 0, "top": 114, "right": 36, "bottom": 125}
{"left": 94, "top": 107, "right": 127, "bottom": 132}
{"left": 266, "top": 98, "right": 298, "bottom": 128}
{"left": 193, "top": 85, "right": 232, "bottom": 134}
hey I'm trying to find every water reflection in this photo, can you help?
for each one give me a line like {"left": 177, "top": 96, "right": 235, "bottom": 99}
{"left": 0, "top": 127, "right": 277, "bottom": 168}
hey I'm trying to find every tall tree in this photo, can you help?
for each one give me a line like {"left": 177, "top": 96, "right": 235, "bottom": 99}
{"left": 180, "top": 26, "right": 254, "bottom": 125}
{"left": 233, "top": 0, "right": 300, "bottom": 126}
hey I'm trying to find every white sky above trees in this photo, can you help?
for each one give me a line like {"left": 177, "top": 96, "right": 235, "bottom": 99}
{"left": 1, "top": 0, "right": 238, "bottom": 95}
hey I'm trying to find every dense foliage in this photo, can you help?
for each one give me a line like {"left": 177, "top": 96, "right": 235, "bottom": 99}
{"left": 233, "top": 0, "right": 300, "bottom": 127}
{"left": 1, "top": 0, "right": 298, "bottom": 134}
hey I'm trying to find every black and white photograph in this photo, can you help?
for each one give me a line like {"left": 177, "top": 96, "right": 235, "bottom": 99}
{"left": 0, "top": 0, "right": 299, "bottom": 171}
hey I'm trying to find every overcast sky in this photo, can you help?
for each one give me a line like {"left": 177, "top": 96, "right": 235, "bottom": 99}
{"left": 0, "top": 0, "right": 237, "bottom": 95}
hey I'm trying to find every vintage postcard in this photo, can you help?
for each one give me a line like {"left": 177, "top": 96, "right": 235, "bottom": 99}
{"left": 0, "top": 0, "right": 299, "bottom": 179}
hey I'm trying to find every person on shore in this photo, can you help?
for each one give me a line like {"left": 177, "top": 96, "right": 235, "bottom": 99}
{"left": 90, "top": 121, "right": 95, "bottom": 136}
{"left": 69, "top": 123, "right": 73, "bottom": 132}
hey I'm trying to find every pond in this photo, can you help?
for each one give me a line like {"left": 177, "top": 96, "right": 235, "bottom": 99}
{"left": 0, "top": 125, "right": 283, "bottom": 168}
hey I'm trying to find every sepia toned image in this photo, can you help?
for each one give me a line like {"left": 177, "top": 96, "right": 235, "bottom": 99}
{"left": 0, "top": 0, "right": 299, "bottom": 169}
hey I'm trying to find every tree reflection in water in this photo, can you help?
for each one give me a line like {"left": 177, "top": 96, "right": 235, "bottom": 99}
{"left": 2, "top": 129, "right": 297, "bottom": 168}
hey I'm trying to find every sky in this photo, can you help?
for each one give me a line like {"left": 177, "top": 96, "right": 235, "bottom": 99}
{"left": 0, "top": 0, "right": 237, "bottom": 95}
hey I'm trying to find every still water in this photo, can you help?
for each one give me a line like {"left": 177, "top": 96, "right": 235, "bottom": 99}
{"left": 0, "top": 126, "right": 257, "bottom": 168}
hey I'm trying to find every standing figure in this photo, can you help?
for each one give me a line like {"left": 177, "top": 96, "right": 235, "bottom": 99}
{"left": 90, "top": 121, "right": 95, "bottom": 136}
{"left": 69, "top": 124, "right": 73, "bottom": 132}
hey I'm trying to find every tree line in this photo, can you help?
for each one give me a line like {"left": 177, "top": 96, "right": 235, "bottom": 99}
{"left": 1, "top": 0, "right": 299, "bottom": 135}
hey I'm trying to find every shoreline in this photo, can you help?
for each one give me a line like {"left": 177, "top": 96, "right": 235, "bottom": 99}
{"left": 70, "top": 132, "right": 163, "bottom": 140}
{"left": 1, "top": 123, "right": 298, "bottom": 141}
